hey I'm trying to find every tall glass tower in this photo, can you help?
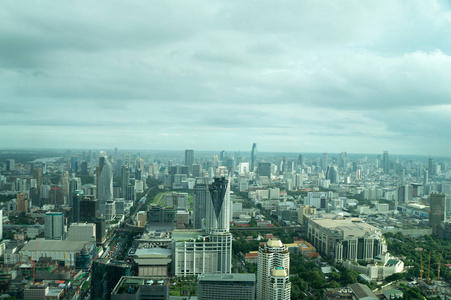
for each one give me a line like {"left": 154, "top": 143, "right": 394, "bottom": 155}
{"left": 251, "top": 143, "right": 257, "bottom": 172}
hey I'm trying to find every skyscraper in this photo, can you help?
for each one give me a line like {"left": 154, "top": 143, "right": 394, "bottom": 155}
{"left": 383, "top": 151, "right": 389, "bottom": 173}
{"left": 428, "top": 157, "right": 435, "bottom": 176}
{"left": 98, "top": 151, "right": 113, "bottom": 214}
{"left": 251, "top": 143, "right": 257, "bottom": 172}
{"left": 430, "top": 192, "right": 446, "bottom": 235}
{"left": 121, "top": 165, "right": 130, "bottom": 198}
{"left": 185, "top": 149, "right": 194, "bottom": 172}
{"left": 320, "top": 153, "right": 328, "bottom": 172}
{"left": 193, "top": 178, "right": 211, "bottom": 229}
{"left": 206, "top": 177, "right": 231, "bottom": 232}
{"left": 256, "top": 239, "right": 290, "bottom": 300}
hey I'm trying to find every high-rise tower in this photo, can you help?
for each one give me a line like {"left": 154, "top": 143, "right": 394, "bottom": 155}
{"left": 193, "top": 178, "right": 211, "bottom": 229}
{"left": 257, "top": 239, "right": 290, "bottom": 300}
{"left": 98, "top": 151, "right": 113, "bottom": 215}
{"left": 320, "top": 153, "right": 328, "bottom": 172}
{"left": 206, "top": 177, "right": 231, "bottom": 232}
{"left": 383, "top": 151, "right": 389, "bottom": 174}
{"left": 251, "top": 143, "right": 257, "bottom": 172}
{"left": 185, "top": 149, "right": 194, "bottom": 172}
{"left": 430, "top": 192, "right": 446, "bottom": 235}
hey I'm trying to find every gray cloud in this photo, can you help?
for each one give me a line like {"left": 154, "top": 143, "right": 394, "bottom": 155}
{"left": 1, "top": 1, "right": 451, "bottom": 155}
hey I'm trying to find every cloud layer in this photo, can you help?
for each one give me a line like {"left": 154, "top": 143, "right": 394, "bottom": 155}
{"left": 1, "top": 0, "right": 451, "bottom": 155}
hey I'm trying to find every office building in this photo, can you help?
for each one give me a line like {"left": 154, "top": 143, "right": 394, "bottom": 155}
{"left": 98, "top": 151, "right": 113, "bottom": 214}
{"left": 91, "top": 259, "right": 131, "bottom": 300}
{"left": 79, "top": 197, "right": 98, "bottom": 223}
{"left": 6, "top": 159, "right": 15, "bottom": 171}
{"left": 320, "top": 153, "right": 328, "bottom": 171}
{"left": 430, "top": 192, "right": 446, "bottom": 235}
{"left": 121, "top": 165, "right": 129, "bottom": 198}
{"left": 67, "top": 222, "right": 96, "bottom": 241}
{"left": 111, "top": 276, "right": 169, "bottom": 300}
{"left": 256, "top": 239, "right": 290, "bottom": 300}
{"left": 251, "top": 143, "right": 257, "bottom": 172}
{"left": 16, "top": 192, "right": 28, "bottom": 213}
{"left": 185, "top": 149, "right": 194, "bottom": 171}
{"left": 258, "top": 162, "right": 271, "bottom": 179}
{"left": 383, "top": 151, "right": 389, "bottom": 173}
{"left": 44, "top": 212, "right": 65, "bottom": 240}
{"left": 307, "top": 217, "right": 386, "bottom": 263}
{"left": 198, "top": 273, "right": 256, "bottom": 300}
{"left": 72, "top": 190, "right": 83, "bottom": 223}
{"left": 173, "top": 230, "right": 232, "bottom": 276}
{"left": 193, "top": 178, "right": 211, "bottom": 229}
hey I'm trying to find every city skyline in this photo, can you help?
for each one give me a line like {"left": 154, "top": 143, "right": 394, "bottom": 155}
{"left": 2, "top": 1, "right": 451, "bottom": 156}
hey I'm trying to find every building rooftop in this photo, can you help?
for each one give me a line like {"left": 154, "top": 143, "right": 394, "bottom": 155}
{"left": 198, "top": 273, "right": 255, "bottom": 282}
{"left": 267, "top": 239, "right": 283, "bottom": 248}
{"left": 21, "top": 240, "right": 95, "bottom": 252}
{"left": 111, "top": 276, "right": 169, "bottom": 295}
{"left": 271, "top": 267, "right": 288, "bottom": 277}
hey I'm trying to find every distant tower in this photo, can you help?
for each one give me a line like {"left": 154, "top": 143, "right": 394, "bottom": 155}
{"left": 428, "top": 158, "right": 434, "bottom": 176}
{"left": 5, "top": 159, "right": 15, "bottom": 171}
{"left": 98, "top": 151, "right": 113, "bottom": 214}
{"left": 298, "top": 155, "right": 305, "bottom": 168}
{"left": 251, "top": 143, "right": 257, "bottom": 172}
{"left": 121, "top": 165, "right": 130, "bottom": 198}
{"left": 429, "top": 192, "right": 446, "bottom": 236}
{"left": 320, "top": 153, "right": 328, "bottom": 171}
{"left": 185, "top": 149, "right": 194, "bottom": 172}
{"left": 383, "top": 151, "right": 389, "bottom": 173}
{"left": 206, "top": 177, "right": 231, "bottom": 232}
{"left": 423, "top": 170, "right": 429, "bottom": 186}
{"left": 257, "top": 239, "right": 290, "bottom": 300}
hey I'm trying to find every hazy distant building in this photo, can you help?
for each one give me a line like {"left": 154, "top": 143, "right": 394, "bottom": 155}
{"left": 251, "top": 143, "right": 257, "bottom": 172}
{"left": 430, "top": 192, "right": 446, "bottom": 235}
{"left": 383, "top": 151, "right": 389, "bottom": 173}
{"left": 6, "top": 159, "right": 15, "bottom": 171}
{"left": 258, "top": 162, "right": 271, "bottom": 179}
{"left": 320, "top": 153, "right": 328, "bottom": 172}
{"left": 98, "top": 151, "right": 113, "bottom": 214}
{"left": 185, "top": 149, "right": 194, "bottom": 172}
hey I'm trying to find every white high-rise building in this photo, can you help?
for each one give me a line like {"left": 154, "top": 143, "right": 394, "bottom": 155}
{"left": 257, "top": 239, "right": 290, "bottom": 300}
{"left": 98, "top": 151, "right": 113, "bottom": 214}
{"left": 174, "top": 177, "right": 232, "bottom": 277}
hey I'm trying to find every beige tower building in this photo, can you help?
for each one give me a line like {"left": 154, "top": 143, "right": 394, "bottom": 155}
{"left": 256, "top": 239, "right": 290, "bottom": 300}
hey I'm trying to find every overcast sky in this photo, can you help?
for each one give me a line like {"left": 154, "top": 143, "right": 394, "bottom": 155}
{"left": 1, "top": 1, "right": 451, "bottom": 156}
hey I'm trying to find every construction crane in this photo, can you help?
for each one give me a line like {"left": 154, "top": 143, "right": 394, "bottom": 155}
{"left": 33, "top": 238, "right": 39, "bottom": 283}
{"left": 438, "top": 248, "right": 444, "bottom": 281}
{"left": 418, "top": 248, "right": 424, "bottom": 284}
